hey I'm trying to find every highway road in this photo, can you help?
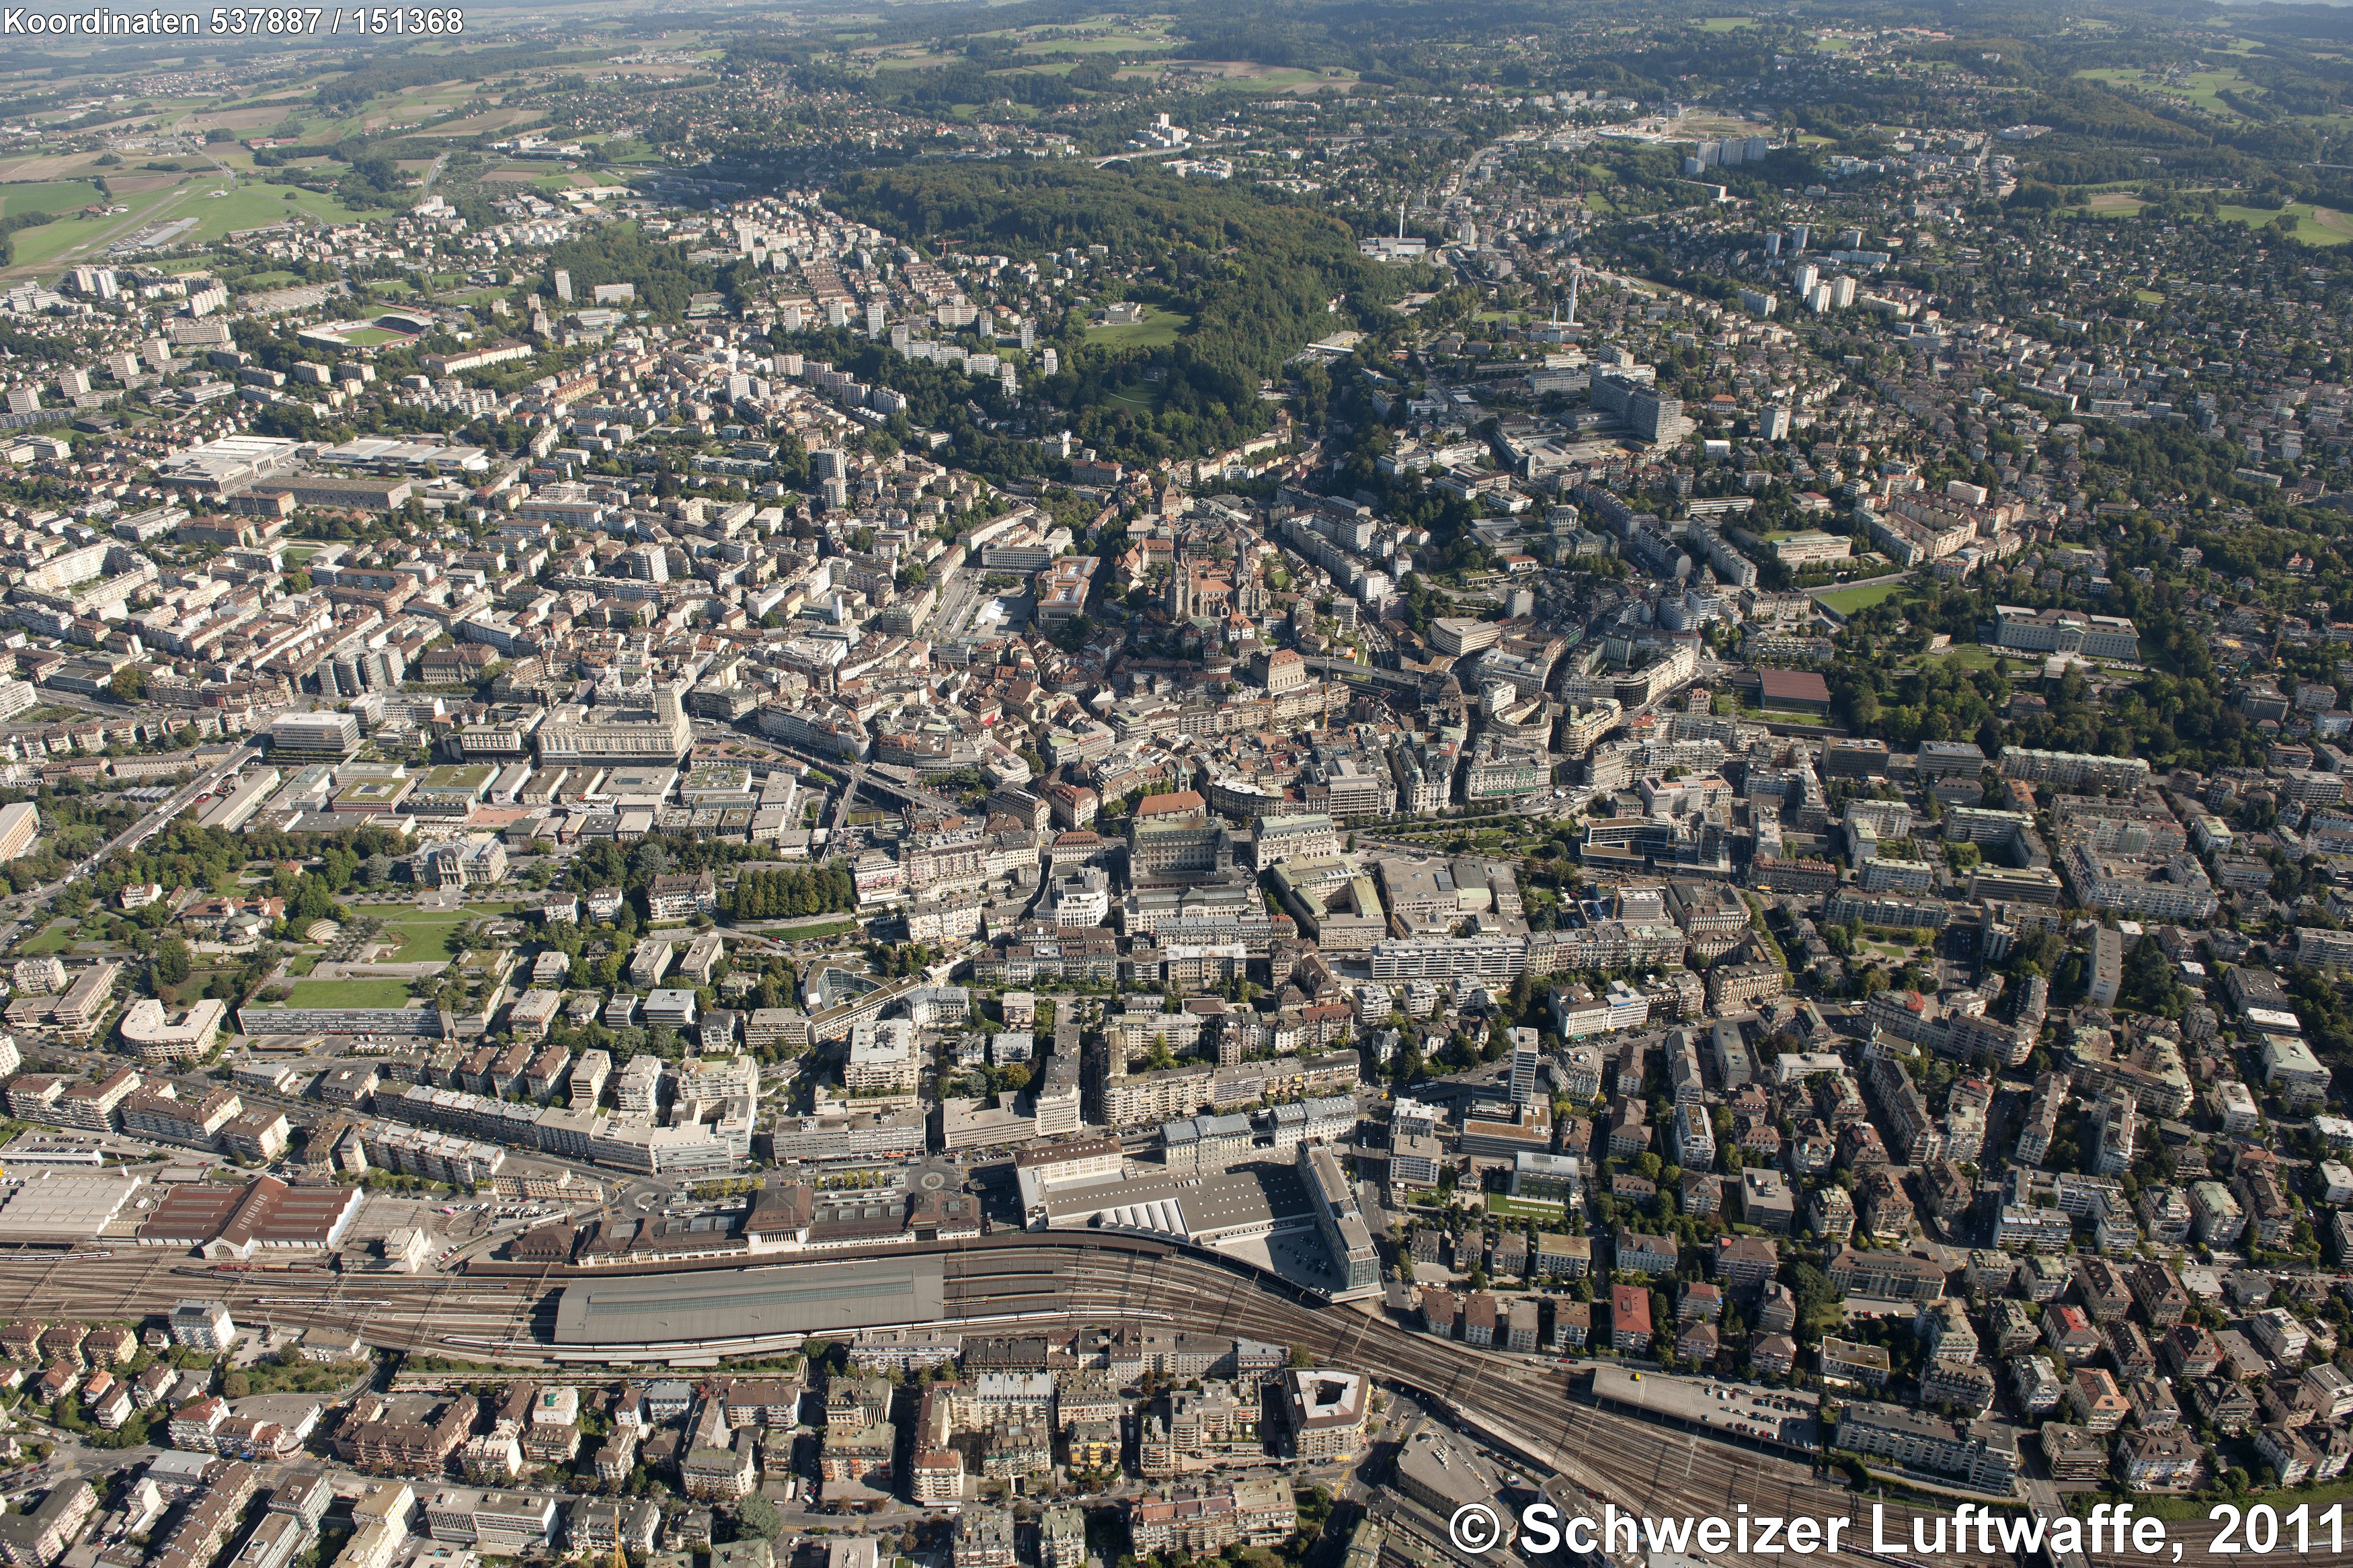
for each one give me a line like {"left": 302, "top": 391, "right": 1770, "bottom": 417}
{"left": 0, "top": 1239, "right": 2282, "bottom": 1568}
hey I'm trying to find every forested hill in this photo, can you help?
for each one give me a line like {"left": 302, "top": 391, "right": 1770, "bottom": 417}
{"left": 828, "top": 162, "right": 1423, "bottom": 465}
{"left": 834, "top": 159, "right": 1351, "bottom": 258}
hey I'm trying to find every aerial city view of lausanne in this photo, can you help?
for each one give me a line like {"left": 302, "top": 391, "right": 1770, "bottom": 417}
{"left": 0, "top": 0, "right": 2348, "bottom": 1565}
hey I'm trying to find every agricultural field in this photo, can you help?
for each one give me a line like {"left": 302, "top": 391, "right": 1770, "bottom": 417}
{"left": 420, "top": 108, "right": 546, "bottom": 138}
{"left": 2081, "top": 191, "right": 2148, "bottom": 218}
{"left": 2073, "top": 64, "right": 2262, "bottom": 118}
{"left": 1, "top": 181, "right": 103, "bottom": 218}
{"left": 1184, "top": 64, "right": 1359, "bottom": 91}
{"left": 985, "top": 30, "right": 1174, "bottom": 54}
{"left": 0, "top": 153, "right": 116, "bottom": 184}
{"left": 2215, "top": 201, "right": 2353, "bottom": 244}
{"left": 971, "top": 19, "right": 1180, "bottom": 52}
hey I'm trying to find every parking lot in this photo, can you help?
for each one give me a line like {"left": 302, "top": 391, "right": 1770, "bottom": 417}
{"left": 1590, "top": 1364, "right": 1821, "bottom": 1452}
{"left": 1218, "top": 1223, "right": 1339, "bottom": 1291}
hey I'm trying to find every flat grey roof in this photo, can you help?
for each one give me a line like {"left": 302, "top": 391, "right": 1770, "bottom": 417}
{"left": 1395, "top": 1428, "right": 1503, "bottom": 1511}
{"left": 1041, "top": 1161, "right": 1310, "bottom": 1240}
{"left": 0, "top": 1173, "right": 139, "bottom": 1240}
{"left": 553, "top": 1257, "right": 945, "bottom": 1346}
{"left": 1590, "top": 1363, "right": 1820, "bottom": 1450}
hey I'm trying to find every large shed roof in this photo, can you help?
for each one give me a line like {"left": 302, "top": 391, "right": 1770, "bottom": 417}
{"left": 552, "top": 1255, "right": 945, "bottom": 1346}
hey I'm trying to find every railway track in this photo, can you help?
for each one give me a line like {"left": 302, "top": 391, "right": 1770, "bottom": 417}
{"left": 936, "top": 1247, "right": 2264, "bottom": 1568}
{"left": 0, "top": 1240, "right": 2297, "bottom": 1566}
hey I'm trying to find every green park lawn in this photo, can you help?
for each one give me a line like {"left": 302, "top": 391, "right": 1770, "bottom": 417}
{"left": 376, "top": 907, "right": 529, "bottom": 959}
{"left": 15, "top": 922, "right": 73, "bottom": 954}
{"left": 282, "top": 979, "right": 413, "bottom": 1009}
{"left": 1086, "top": 308, "right": 1189, "bottom": 352}
{"left": 1102, "top": 385, "right": 1163, "bottom": 416}
{"left": 1814, "top": 581, "right": 1908, "bottom": 615}
{"left": 371, "top": 902, "right": 532, "bottom": 962}
{"left": 376, "top": 919, "right": 467, "bottom": 962}
{"left": 753, "top": 914, "right": 862, "bottom": 940}
{"left": 1920, "top": 643, "right": 2003, "bottom": 671}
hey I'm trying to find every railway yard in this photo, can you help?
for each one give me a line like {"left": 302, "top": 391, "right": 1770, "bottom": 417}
{"left": 0, "top": 1238, "right": 2260, "bottom": 1568}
